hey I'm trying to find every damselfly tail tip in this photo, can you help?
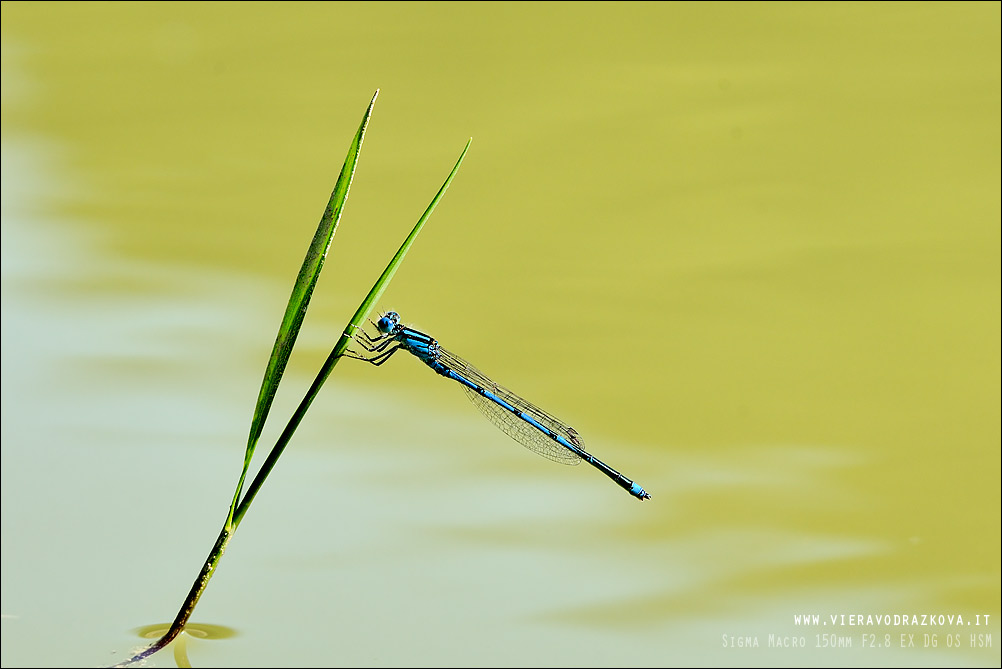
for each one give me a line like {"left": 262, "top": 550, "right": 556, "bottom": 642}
{"left": 630, "top": 482, "right": 651, "bottom": 500}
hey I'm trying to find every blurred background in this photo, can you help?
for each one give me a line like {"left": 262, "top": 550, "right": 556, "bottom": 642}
{"left": 1, "top": 2, "right": 998, "bottom": 667}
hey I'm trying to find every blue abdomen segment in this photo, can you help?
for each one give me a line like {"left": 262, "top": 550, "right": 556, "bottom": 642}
{"left": 446, "top": 369, "right": 586, "bottom": 457}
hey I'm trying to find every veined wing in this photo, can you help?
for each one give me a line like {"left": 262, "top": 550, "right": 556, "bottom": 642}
{"left": 437, "top": 347, "right": 583, "bottom": 465}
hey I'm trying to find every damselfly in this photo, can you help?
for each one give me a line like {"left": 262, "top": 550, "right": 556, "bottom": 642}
{"left": 345, "top": 311, "right": 651, "bottom": 501}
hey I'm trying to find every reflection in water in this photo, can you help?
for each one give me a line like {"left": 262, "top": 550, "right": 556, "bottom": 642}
{"left": 134, "top": 624, "right": 238, "bottom": 668}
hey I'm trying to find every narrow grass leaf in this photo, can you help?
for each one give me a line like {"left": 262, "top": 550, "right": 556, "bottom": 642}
{"left": 338, "top": 136, "right": 473, "bottom": 355}
{"left": 231, "top": 137, "right": 472, "bottom": 526}
{"left": 229, "top": 90, "right": 378, "bottom": 522}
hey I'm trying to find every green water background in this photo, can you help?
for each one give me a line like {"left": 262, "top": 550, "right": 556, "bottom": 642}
{"left": 1, "top": 2, "right": 998, "bottom": 666}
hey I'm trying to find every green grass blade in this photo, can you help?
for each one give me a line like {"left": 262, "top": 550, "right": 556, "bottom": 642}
{"left": 228, "top": 90, "right": 378, "bottom": 525}
{"left": 114, "top": 107, "right": 470, "bottom": 669}
{"left": 231, "top": 137, "right": 472, "bottom": 527}
{"left": 337, "top": 136, "right": 473, "bottom": 354}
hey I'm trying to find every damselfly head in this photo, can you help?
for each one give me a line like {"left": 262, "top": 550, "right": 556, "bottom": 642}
{"left": 377, "top": 311, "right": 400, "bottom": 334}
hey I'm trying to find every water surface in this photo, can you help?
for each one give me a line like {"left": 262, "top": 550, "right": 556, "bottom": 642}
{"left": 1, "top": 3, "right": 998, "bottom": 667}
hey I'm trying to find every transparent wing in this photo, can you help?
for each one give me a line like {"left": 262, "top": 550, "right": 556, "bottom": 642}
{"left": 438, "top": 347, "right": 582, "bottom": 465}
